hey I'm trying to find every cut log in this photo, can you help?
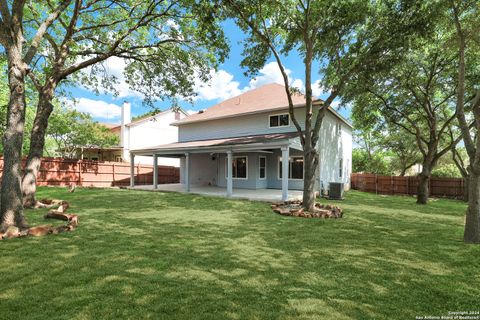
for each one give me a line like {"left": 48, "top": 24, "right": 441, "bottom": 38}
{"left": 56, "top": 201, "right": 70, "bottom": 213}
{"left": 2, "top": 226, "right": 20, "bottom": 239}
{"left": 28, "top": 225, "right": 53, "bottom": 237}
{"left": 45, "top": 212, "right": 78, "bottom": 225}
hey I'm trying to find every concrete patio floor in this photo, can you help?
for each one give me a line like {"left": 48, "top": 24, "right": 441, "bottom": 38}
{"left": 129, "top": 183, "right": 305, "bottom": 202}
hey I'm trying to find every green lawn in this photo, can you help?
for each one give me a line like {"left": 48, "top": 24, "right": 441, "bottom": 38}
{"left": 1, "top": 187, "right": 479, "bottom": 319}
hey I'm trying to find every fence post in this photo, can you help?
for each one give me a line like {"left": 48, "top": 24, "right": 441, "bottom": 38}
{"left": 391, "top": 175, "right": 394, "bottom": 195}
{"left": 429, "top": 178, "right": 432, "bottom": 197}
{"left": 112, "top": 162, "right": 116, "bottom": 186}
{"left": 375, "top": 174, "right": 378, "bottom": 194}
{"left": 78, "top": 160, "right": 82, "bottom": 186}
{"left": 137, "top": 163, "right": 140, "bottom": 185}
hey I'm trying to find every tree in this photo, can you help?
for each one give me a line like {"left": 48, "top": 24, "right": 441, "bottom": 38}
{"left": 1, "top": 55, "right": 36, "bottom": 155}
{"left": 450, "top": 0, "right": 480, "bottom": 243}
{"left": 450, "top": 138, "right": 469, "bottom": 201}
{"left": 353, "top": 115, "right": 421, "bottom": 176}
{"left": 350, "top": 39, "right": 460, "bottom": 204}
{"left": 222, "top": 0, "right": 427, "bottom": 211}
{"left": 0, "top": 0, "right": 71, "bottom": 230}
{"left": 47, "top": 106, "right": 119, "bottom": 158}
{"left": 352, "top": 148, "right": 393, "bottom": 175}
{"left": 0, "top": 56, "right": 8, "bottom": 140}
{"left": 21, "top": 0, "right": 227, "bottom": 207}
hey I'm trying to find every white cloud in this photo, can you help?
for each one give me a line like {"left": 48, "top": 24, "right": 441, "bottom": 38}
{"left": 247, "top": 62, "right": 288, "bottom": 89}
{"left": 311, "top": 80, "right": 324, "bottom": 98}
{"left": 101, "top": 57, "right": 144, "bottom": 99}
{"left": 193, "top": 69, "right": 243, "bottom": 101}
{"left": 66, "top": 97, "right": 121, "bottom": 120}
{"left": 79, "top": 56, "right": 143, "bottom": 99}
{"left": 291, "top": 78, "right": 304, "bottom": 91}
{"left": 190, "top": 62, "right": 307, "bottom": 103}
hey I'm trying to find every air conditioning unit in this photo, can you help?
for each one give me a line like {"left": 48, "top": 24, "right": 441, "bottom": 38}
{"left": 329, "top": 182, "right": 344, "bottom": 200}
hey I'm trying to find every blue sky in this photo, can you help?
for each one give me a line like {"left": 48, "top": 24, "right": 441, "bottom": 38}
{"left": 67, "top": 20, "right": 350, "bottom": 124}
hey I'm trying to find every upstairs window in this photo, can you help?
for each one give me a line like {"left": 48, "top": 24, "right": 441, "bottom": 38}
{"left": 269, "top": 114, "right": 289, "bottom": 128}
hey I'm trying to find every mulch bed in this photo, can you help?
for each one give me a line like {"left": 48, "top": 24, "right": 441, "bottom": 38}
{"left": 271, "top": 200, "right": 343, "bottom": 218}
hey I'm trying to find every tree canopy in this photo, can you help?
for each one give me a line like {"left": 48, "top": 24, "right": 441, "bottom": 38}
{"left": 47, "top": 106, "right": 119, "bottom": 158}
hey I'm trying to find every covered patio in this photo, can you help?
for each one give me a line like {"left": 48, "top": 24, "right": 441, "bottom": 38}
{"left": 129, "top": 132, "right": 308, "bottom": 202}
{"left": 129, "top": 183, "right": 305, "bottom": 202}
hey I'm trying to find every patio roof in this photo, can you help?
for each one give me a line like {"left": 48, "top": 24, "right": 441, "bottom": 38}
{"left": 131, "top": 132, "right": 302, "bottom": 156}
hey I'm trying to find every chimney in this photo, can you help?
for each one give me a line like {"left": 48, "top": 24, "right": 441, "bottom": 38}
{"left": 121, "top": 101, "right": 131, "bottom": 126}
{"left": 120, "top": 101, "right": 131, "bottom": 161}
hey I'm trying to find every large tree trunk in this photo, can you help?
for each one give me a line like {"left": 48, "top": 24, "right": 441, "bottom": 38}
{"left": 302, "top": 147, "right": 318, "bottom": 212}
{"left": 0, "top": 52, "right": 28, "bottom": 230}
{"left": 463, "top": 176, "right": 469, "bottom": 202}
{"left": 22, "top": 89, "right": 55, "bottom": 208}
{"left": 464, "top": 170, "right": 480, "bottom": 243}
{"left": 416, "top": 165, "right": 431, "bottom": 205}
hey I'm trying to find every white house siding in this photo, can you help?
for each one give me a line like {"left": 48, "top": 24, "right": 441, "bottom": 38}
{"left": 178, "top": 108, "right": 307, "bottom": 142}
{"left": 317, "top": 112, "right": 352, "bottom": 190}
{"left": 128, "top": 111, "right": 183, "bottom": 166}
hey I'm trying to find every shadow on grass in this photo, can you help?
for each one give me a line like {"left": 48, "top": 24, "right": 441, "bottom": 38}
{"left": 0, "top": 187, "right": 479, "bottom": 320}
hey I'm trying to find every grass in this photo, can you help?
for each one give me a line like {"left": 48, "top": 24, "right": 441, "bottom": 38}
{"left": 0, "top": 187, "right": 479, "bottom": 320}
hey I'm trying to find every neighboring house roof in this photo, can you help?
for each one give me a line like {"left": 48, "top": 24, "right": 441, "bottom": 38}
{"left": 131, "top": 132, "right": 301, "bottom": 156}
{"left": 126, "top": 107, "right": 188, "bottom": 128}
{"left": 174, "top": 83, "right": 352, "bottom": 128}
{"left": 99, "top": 122, "right": 119, "bottom": 129}
{"left": 108, "top": 106, "right": 188, "bottom": 130}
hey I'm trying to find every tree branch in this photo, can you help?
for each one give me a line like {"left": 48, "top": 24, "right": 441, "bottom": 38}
{"left": 24, "top": 0, "right": 72, "bottom": 64}
{"left": 451, "top": 0, "right": 476, "bottom": 158}
{"left": 223, "top": 0, "right": 305, "bottom": 144}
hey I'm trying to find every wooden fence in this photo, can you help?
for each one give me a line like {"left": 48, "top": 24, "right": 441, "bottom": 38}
{"left": 350, "top": 173, "right": 465, "bottom": 199}
{"left": 0, "top": 157, "right": 179, "bottom": 187}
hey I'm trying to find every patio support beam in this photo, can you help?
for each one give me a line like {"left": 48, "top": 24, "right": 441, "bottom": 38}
{"left": 227, "top": 150, "right": 233, "bottom": 197}
{"left": 153, "top": 154, "right": 158, "bottom": 189}
{"left": 130, "top": 153, "right": 135, "bottom": 187}
{"left": 185, "top": 152, "right": 190, "bottom": 192}
{"left": 281, "top": 146, "right": 289, "bottom": 201}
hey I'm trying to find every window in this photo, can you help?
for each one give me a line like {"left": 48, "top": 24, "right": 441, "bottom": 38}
{"left": 259, "top": 156, "right": 266, "bottom": 179}
{"left": 269, "top": 114, "right": 289, "bottom": 128}
{"left": 278, "top": 156, "right": 304, "bottom": 180}
{"left": 339, "top": 158, "right": 343, "bottom": 178}
{"left": 225, "top": 156, "right": 248, "bottom": 179}
{"left": 336, "top": 123, "right": 342, "bottom": 136}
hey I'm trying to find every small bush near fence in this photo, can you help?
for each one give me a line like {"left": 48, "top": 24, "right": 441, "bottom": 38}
{"left": 351, "top": 173, "right": 465, "bottom": 199}
{"left": 0, "top": 157, "right": 179, "bottom": 187}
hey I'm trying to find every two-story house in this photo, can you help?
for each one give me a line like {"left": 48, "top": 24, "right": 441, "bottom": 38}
{"left": 129, "top": 83, "right": 352, "bottom": 201}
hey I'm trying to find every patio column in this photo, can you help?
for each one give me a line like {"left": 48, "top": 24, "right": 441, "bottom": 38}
{"left": 281, "top": 146, "right": 289, "bottom": 201}
{"left": 130, "top": 153, "right": 135, "bottom": 187}
{"left": 226, "top": 150, "right": 233, "bottom": 197}
{"left": 153, "top": 154, "right": 158, "bottom": 189}
{"left": 185, "top": 152, "right": 190, "bottom": 192}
